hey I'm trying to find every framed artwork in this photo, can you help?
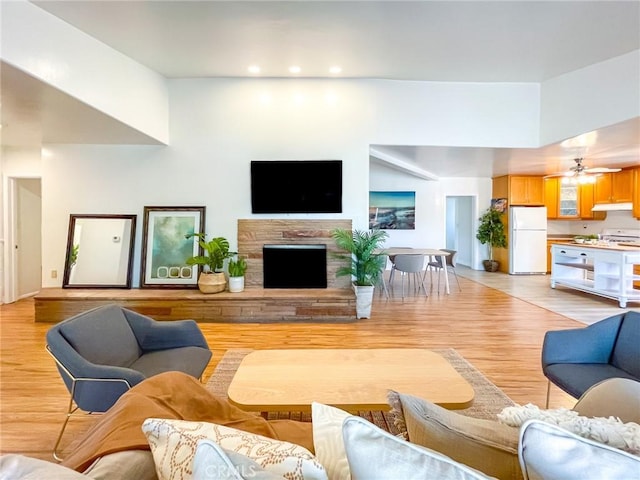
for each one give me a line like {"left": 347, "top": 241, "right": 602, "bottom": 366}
{"left": 491, "top": 198, "right": 508, "bottom": 213}
{"left": 369, "top": 191, "right": 416, "bottom": 230}
{"left": 140, "top": 206, "right": 205, "bottom": 288}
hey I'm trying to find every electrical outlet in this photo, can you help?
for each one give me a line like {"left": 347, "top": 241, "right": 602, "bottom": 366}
{"left": 51, "top": 270, "right": 57, "bottom": 279}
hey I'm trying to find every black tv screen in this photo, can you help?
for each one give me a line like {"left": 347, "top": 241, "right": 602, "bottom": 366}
{"left": 251, "top": 160, "right": 342, "bottom": 214}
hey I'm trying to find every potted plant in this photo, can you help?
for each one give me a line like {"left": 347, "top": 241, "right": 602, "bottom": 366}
{"left": 185, "top": 233, "right": 236, "bottom": 293}
{"left": 331, "top": 228, "right": 389, "bottom": 319}
{"left": 476, "top": 207, "right": 507, "bottom": 272}
{"left": 227, "top": 256, "right": 247, "bottom": 293}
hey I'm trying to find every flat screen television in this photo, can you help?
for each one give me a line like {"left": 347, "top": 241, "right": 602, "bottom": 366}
{"left": 251, "top": 160, "right": 342, "bottom": 214}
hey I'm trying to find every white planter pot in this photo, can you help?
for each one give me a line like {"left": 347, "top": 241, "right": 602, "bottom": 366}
{"left": 353, "top": 284, "right": 375, "bottom": 319}
{"left": 228, "top": 276, "right": 245, "bottom": 293}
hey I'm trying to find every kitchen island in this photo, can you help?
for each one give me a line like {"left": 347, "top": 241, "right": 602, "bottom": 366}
{"left": 550, "top": 243, "right": 640, "bottom": 308}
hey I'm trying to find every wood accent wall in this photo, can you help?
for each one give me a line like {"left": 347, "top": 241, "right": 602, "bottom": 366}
{"left": 237, "top": 219, "right": 352, "bottom": 289}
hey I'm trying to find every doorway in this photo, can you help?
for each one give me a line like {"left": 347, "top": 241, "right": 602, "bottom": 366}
{"left": 445, "top": 196, "right": 474, "bottom": 268}
{"left": 3, "top": 177, "right": 42, "bottom": 303}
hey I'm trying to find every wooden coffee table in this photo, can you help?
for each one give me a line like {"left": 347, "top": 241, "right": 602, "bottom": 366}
{"left": 227, "top": 349, "right": 474, "bottom": 413}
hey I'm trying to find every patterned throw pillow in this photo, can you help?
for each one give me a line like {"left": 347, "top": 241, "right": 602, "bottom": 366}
{"left": 141, "top": 418, "right": 327, "bottom": 480}
{"left": 311, "top": 402, "right": 353, "bottom": 480}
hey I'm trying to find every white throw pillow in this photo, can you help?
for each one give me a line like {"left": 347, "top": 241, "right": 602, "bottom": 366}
{"left": 0, "top": 454, "right": 88, "bottom": 480}
{"left": 141, "top": 418, "right": 327, "bottom": 480}
{"left": 498, "top": 403, "right": 640, "bottom": 455}
{"left": 519, "top": 420, "right": 640, "bottom": 480}
{"left": 341, "top": 416, "right": 495, "bottom": 480}
{"left": 311, "top": 402, "right": 353, "bottom": 480}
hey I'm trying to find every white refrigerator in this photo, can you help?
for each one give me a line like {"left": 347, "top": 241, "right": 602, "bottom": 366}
{"left": 509, "top": 206, "right": 547, "bottom": 274}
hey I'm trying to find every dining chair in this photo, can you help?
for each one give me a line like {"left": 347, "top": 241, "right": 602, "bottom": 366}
{"left": 392, "top": 254, "right": 428, "bottom": 298}
{"left": 387, "top": 247, "right": 414, "bottom": 286}
{"left": 427, "top": 249, "right": 461, "bottom": 293}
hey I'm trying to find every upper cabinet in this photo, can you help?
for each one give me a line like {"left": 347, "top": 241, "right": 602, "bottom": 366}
{"left": 634, "top": 168, "right": 640, "bottom": 219}
{"left": 508, "top": 176, "right": 545, "bottom": 205}
{"left": 544, "top": 177, "right": 604, "bottom": 220}
{"left": 594, "top": 169, "right": 633, "bottom": 204}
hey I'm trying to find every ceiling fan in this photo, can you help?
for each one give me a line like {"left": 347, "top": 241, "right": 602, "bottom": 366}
{"left": 544, "top": 158, "right": 621, "bottom": 184}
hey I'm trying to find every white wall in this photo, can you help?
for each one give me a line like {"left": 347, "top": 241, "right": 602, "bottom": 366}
{"left": 40, "top": 78, "right": 538, "bottom": 287}
{"left": 540, "top": 51, "right": 640, "bottom": 145}
{"left": 1, "top": 0, "right": 170, "bottom": 144}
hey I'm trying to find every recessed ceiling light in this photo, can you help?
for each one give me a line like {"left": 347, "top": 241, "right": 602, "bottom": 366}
{"left": 248, "top": 65, "right": 261, "bottom": 74}
{"left": 329, "top": 66, "right": 342, "bottom": 74}
{"left": 289, "top": 66, "right": 301, "bottom": 74}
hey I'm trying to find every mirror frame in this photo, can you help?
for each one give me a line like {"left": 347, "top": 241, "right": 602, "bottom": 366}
{"left": 62, "top": 214, "right": 137, "bottom": 289}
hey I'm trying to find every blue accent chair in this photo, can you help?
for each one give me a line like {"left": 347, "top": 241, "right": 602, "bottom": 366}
{"left": 46, "top": 304, "right": 212, "bottom": 460}
{"left": 542, "top": 311, "right": 640, "bottom": 406}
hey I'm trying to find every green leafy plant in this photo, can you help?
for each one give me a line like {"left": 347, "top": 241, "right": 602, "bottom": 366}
{"left": 476, "top": 207, "right": 507, "bottom": 261}
{"left": 227, "top": 256, "right": 247, "bottom": 277}
{"left": 185, "top": 234, "right": 236, "bottom": 273}
{"left": 331, "top": 228, "right": 389, "bottom": 286}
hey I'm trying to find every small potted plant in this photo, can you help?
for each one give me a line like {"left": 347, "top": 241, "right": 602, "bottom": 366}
{"left": 476, "top": 207, "right": 507, "bottom": 272}
{"left": 331, "top": 228, "right": 389, "bottom": 319}
{"left": 227, "top": 256, "right": 247, "bottom": 293}
{"left": 185, "top": 234, "right": 236, "bottom": 293}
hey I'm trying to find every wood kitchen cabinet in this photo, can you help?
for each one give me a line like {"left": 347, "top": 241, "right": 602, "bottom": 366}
{"left": 633, "top": 168, "right": 640, "bottom": 219}
{"left": 544, "top": 178, "right": 604, "bottom": 220}
{"left": 594, "top": 169, "right": 633, "bottom": 204}
{"left": 509, "top": 176, "right": 544, "bottom": 205}
{"left": 544, "top": 178, "right": 558, "bottom": 219}
{"left": 579, "top": 183, "right": 606, "bottom": 220}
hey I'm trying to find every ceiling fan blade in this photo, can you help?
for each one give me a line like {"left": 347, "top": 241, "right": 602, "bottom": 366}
{"left": 543, "top": 173, "right": 569, "bottom": 178}
{"left": 585, "top": 167, "right": 621, "bottom": 173}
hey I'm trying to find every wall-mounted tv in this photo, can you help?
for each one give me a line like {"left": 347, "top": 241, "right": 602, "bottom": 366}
{"left": 251, "top": 160, "right": 342, "bottom": 214}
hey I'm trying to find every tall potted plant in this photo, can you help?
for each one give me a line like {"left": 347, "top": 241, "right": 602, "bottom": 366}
{"left": 185, "top": 234, "right": 236, "bottom": 293}
{"left": 476, "top": 207, "right": 507, "bottom": 272}
{"left": 331, "top": 228, "right": 389, "bottom": 319}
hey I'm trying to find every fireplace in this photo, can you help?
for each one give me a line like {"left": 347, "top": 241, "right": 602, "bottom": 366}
{"left": 263, "top": 244, "right": 327, "bottom": 288}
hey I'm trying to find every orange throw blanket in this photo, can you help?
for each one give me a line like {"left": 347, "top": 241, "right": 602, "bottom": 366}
{"left": 61, "top": 371, "right": 314, "bottom": 472}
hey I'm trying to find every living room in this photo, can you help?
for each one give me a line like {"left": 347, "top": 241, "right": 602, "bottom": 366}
{"left": 1, "top": 1, "right": 639, "bottom": 477}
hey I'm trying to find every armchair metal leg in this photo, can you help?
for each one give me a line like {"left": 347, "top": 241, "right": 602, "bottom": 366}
{"left": 53, "top": 393, "right": 79, "bottom": 462}
{"left": 545, "top": 380, "right": 551, "bottom": 409}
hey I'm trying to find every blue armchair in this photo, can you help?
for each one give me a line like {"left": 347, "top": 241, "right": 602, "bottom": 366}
{"left": 542, "top": 311, "right": 640, "bottom": 406}
{"left": 46, "top": 304, "right": 212, "bottom": 459}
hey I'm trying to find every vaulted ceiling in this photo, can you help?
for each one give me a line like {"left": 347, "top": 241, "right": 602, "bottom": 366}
{"left": 2, "top": 1, "right": 639, "bottom": 177}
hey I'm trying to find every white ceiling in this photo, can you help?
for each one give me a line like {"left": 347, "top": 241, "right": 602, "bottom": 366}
{"left": 2, "top": 1, "right": 639, "bottom": 177}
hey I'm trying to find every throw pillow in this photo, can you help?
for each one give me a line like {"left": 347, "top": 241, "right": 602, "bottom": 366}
{"left": 390, "top": 391, "right": 521, "bottom": 480}
{"left": 311, "top": 402, "right": 353, "bottom": 480}
{"left": 497, "top": 403, "right": 640, "bottom": 455}
{"left": 192, "top": 439, "right": 285, "bottom": 480}
{"left": 0, "top": 454, "right": 88, "bottom": 480}
{"left": 519, "top": 420, "right": 640, "bottom": 480}
{"left": 141, "top": 418, "right": 327, "bottom": 480}
{"left": 82, "top": 450, "right": 157, "bottom": 480}
{"left": 342, "top": 416, "right": 494, "bottom": 480}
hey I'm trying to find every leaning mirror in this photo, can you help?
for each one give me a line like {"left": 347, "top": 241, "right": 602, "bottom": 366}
{"left": 62, "top": 214, "right": 137, "bottom": 288}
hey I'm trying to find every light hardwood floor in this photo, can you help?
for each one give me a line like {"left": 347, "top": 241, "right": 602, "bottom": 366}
{"left": 1, "top": 270, "right": 623, "bottom": 461}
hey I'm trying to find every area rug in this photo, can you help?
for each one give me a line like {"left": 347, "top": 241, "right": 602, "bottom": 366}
{"left": 206, "top": 348, "right": 515, "bottom": 436}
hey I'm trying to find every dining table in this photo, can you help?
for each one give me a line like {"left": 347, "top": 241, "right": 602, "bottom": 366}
{"left": 377, "top": 248, "right": 452, "bottom": 295}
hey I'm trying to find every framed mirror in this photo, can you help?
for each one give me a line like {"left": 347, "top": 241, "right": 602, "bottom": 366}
{"left": 62, "top": 214, "right": 137, "bottom": 289}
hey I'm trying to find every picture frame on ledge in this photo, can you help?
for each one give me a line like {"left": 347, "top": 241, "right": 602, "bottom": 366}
{"left": 140, "top": 206, "right": 206, "bottom": 288}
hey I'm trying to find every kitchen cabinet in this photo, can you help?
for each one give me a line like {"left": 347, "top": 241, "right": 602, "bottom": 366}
{"left": 544, "top": 178, "right": 604, "bottom": 220}
{"left": 594, "top": 169, "right": 633, "bottom": 204}
{"left": 544, "top": 178, "right": 558, "bottom": 219}
{"left": 550, "top": 243, "right": 640, "bottom": 308}
{"left": 509, "top": 176, "right": 544, "bottom": 205}
{"left": 633, "top": 168, "right": 640, "bottom": 219}
{"left": 579, "top": 183, "right": 606, "bottom": 220}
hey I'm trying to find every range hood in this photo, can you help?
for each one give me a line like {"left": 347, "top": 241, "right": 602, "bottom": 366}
{"left": 591, "top": 202, "right": 633, "bottom": 212}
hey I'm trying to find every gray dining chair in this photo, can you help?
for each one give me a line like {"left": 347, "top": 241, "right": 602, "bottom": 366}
{"left": 427, "top": 249, "right": 461, "bottom": 293}
{"left": 392, "top": 254, "right": 428, "bottom": 298}
{"left": 387, "top": 247, "right": 414, "bottom": 286}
